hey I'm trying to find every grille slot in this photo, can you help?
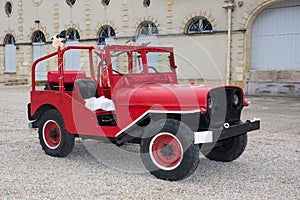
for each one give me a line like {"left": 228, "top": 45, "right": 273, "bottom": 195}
{"left": 206, "top": 87, "right": 243, "bottom": 128}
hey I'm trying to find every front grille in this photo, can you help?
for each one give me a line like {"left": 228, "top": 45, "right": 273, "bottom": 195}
{"left": 206, "top": 87, "right": 243, "bottom": 128}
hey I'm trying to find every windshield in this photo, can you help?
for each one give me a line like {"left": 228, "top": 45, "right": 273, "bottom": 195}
{"left": 109, "top": 50, "right": 174, "bottom": 75}
{"left": 146, "top": 52, "right": 174, "bottom": 73}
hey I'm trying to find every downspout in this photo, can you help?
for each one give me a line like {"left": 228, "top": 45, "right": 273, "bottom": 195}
{"left": 223, "top": 0, "right": 236, "bottom": 85}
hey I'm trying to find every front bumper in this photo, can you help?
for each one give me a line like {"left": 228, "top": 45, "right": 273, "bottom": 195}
{"left": 194, "top": 119, "right": 260, "bottom": 144}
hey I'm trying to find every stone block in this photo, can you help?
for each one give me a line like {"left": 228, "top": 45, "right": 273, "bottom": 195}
{"left": 235, "top": 66, "right": 244, "bottom": 73}
{"left": 232, "top": 73, "right": 244, "bottom": 81}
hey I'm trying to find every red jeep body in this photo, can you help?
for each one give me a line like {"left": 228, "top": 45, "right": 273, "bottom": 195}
{"left": 28, "top": 44, "right": 260, "bottom": 181}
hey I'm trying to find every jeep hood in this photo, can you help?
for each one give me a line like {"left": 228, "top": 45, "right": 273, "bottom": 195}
{"left": 113, "top": 83, "right": 218, "bottom": 113}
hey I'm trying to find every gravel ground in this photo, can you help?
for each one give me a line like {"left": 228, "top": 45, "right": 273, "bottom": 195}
{"left": 0, "top": 84, "right": 299, "bottom": 200}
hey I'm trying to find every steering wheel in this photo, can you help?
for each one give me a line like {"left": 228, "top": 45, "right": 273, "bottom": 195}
{"left": 140, "top": 66, "right": 160, "bottom": 74}
{"left": 148, "top": 66, "right": 159, "bottom": 73}
{"left": 112, "top": 69, "right": 124, "bottom": 75}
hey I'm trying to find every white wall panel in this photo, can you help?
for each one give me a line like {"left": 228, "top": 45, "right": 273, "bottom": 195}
{"left": 252, "top": 3, "right": 300, "bottom": 70}
{"left": 65, "top": 41, "right": 80, "bottom": 70}
{"left": 33, "top": 43, "right": 46, "bottom": 80}
{"left": 4, "top": 45, "right": 16, "bottom": 73}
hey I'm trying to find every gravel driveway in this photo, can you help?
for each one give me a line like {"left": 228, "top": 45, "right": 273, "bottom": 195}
{"left": 0, "top": 84, "right": 299, "bottom": 199}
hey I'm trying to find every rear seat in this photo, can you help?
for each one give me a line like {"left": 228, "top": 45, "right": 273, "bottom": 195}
{"left": 46, "top": 70, "right": 86, "bottom": 91}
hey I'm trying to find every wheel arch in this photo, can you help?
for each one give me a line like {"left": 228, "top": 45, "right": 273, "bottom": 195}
{"left": 31, "top": 104, "right": 58, "bottom": 128}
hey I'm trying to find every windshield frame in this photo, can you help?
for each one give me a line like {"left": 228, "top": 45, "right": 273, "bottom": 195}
{"left": 104, "top": 45, "right": 178, "bottom": 87}
{"left": 105, "top": 45, "right": 176, "bottom": 75}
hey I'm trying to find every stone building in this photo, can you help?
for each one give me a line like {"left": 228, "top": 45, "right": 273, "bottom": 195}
{"left": 0, "top": 0, "right": 299, "bottom": 96}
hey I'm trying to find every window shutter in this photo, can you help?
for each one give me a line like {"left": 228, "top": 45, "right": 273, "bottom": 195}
{"left": 5, "top": 44, "right": 16, "bottom": 73}
{"left": 33, "top": 43, "right": 47, "bottom": 80}
{"left": 65, "top": 41, "right": 80, "bottom": 70}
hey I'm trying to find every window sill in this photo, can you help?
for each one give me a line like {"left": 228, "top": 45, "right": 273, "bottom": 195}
{"left": 4, "top": 71, "right": 16, "bottom": 74}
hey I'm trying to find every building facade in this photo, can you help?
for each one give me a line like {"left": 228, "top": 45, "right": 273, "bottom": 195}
{"left": 0, "top": 0, "right": 299, "bottom": 96}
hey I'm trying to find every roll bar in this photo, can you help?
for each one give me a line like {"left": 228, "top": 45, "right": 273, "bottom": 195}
{"left": 31, "top": 45, "right": 103, "bottom": 92}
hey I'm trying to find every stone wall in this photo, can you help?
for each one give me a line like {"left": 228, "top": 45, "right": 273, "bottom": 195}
{"left": 0, "top": 0, "right": 296, "bottom": 96}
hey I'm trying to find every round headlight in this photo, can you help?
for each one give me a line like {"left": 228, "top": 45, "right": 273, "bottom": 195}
{"left": 233, "top": 93, "right": 239, "bottom": 106}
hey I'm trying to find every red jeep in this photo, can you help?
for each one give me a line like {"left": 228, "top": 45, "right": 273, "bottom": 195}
{"left": 28, "top": 43, "right": 260, "bottom": 181}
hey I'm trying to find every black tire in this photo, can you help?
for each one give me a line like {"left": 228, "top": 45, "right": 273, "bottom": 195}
{"left": 140, "top": 119, "right": 199, "bottom": 181}
{"left": 38, "top": 109, "right": 75, "bottom": 157}
{"left": 201, "top": 133, "right": 247, "bottom": 162}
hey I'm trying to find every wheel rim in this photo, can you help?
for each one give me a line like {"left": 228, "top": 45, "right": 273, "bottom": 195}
{"left": 149, "top": 132, "right": 183, "bottom": 171}
{"left": 43, "top": 120, "right": 61, "bottom": 149}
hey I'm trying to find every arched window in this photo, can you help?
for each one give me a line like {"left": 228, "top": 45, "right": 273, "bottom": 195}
{"left": 5, "top": 1, "right": 12, "bottom": 16}
{"left": 101, "top": 0, "right": 110, "bottom": 6}
{"left": 186, "top": 17, "right": 213, "bottom": 34}
{"left": 4, "top": 34, "right": 15, "bottom": 44}
{"left": 65, "top": 28, "right": 80, "bottom": 70}
{"left": 99, "top": 25, "right": 116, "bottom": 38}
{"left": 138, "top": 21, "right": 158, "bottom": 36}
{"left": 32, "top": 31, "right": 46, "bottom": 80}
{"left": 32, "top": 0, "right": 43, "bottom": 6}
{"left": 4, "top": 34, "right": 16, "bottom": 73}
{"left": 143, "top": 0, "right": 151, "bottom": 7}
{"left": 32, "top": 31, "right": 46, "bottom": 43}
{"left": 137, "top": 21, "right": 159, "bottom": 72}
{"left": 98, "top": 25, "right": 116, "bottom": 68}
{"left": 66, "top": 0, "right": 76, "bottom": 7}
{"left": 67, "top": 28, "right": 80, "bottom": 41}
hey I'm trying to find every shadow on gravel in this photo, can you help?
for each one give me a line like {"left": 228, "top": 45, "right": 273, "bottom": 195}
{"left": 66, "top": 138, "right": 250, "bottom": 183}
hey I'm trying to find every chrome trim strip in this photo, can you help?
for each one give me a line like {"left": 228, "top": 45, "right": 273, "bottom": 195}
{"left": 115, "top": 109, "right": 201, "bottom": 138}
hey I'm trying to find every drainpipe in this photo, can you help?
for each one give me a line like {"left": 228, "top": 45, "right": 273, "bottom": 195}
{"left": 223, "top": 0, "right": 236, "bottom": 85}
